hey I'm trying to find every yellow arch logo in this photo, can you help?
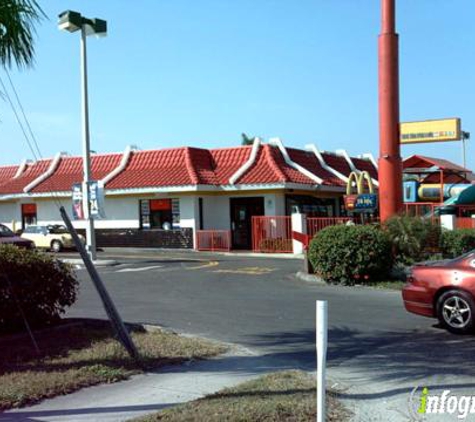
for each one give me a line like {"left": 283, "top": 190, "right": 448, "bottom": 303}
{"left": 346, "top": 171, "right": 374, "bottom": 195}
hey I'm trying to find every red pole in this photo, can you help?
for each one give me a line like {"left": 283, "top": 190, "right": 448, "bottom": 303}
{"left": 378, "top": 0, "right": 403, "bottom": 221}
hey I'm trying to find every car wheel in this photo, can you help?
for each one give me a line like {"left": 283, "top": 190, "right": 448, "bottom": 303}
{"left": 51, "top": 240, "right": 63, "bottom": 253}
{"left": 436, "top": 290, "right": 475, "bottom": 334}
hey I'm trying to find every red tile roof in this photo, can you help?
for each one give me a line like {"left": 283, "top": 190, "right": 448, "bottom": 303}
{"left": 352, "top": 157, "right": 378, "bottom": 180}
{"left": 0, "top": 165, "right": 19, "bottom": 186}
{"left": 0, "top": 144, "right": 379, "bottom": 194}
{"left": 0, "top": 160, "right": 52, "bottom": 195}
{"left": 237, "top": 145, "right": 288, "bottom": 184}
{"left": 32, "top": 154, "right": 122, "bottom": 193}
{"left": 404, "top": 155, "right": 469, "bottom": 173}
{"left": 287, "top": 148, "right": 345, "bottom": 186}
{"left": 210, "top": 146, "right": 252, "bottom": 184}
{"left": 106, "top": 148, "right": 198, "bottom": 189}
{"left": 321, "top": 153, "right": 352, "bottom": 177}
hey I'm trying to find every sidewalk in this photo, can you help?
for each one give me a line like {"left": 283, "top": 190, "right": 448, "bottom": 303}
{"left": 0, "top": 346, "right": 292, "bottom": 422}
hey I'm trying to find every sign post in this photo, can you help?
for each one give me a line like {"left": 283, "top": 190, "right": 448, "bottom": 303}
{"left": 316, "top": 300, "right": 328, "bottom": 422}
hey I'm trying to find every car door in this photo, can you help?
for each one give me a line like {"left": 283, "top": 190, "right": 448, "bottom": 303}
{"left": 36, "top": 227, "right": 50, "bottom": 248}
{"left": 22, "top": 226, "right": 40, "bottom": 245}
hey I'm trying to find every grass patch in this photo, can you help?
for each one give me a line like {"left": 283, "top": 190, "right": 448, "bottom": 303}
{"left": 0, "top": 320, "right": 225, "bottom": 410}
{"left": 135, "top": 370, "right": 349, "bottom": 422}
{"left": 363, "top": 280, "right": 406, "bottom": 290}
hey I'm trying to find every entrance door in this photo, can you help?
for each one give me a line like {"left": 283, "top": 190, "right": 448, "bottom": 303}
{"left": 230, "top": 197, "right": 264, "bottom": 250}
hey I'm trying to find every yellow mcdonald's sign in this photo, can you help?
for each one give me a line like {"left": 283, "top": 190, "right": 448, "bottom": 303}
{"left": 400, "top": 118, "right": 461, "bottom": 144}
{"left": 346, "top": 171, "right": 374, "bottom": 195}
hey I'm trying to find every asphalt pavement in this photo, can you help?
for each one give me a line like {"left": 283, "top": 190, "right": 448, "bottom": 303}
{"left": 46, "top": 249, "right": 475, "bottom": 420}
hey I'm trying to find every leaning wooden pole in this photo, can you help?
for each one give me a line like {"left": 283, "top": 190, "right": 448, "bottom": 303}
{"left": 60, "top": 206, "right": 140, "bottom": 361}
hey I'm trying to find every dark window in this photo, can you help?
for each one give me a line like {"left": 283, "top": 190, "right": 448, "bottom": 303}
{"left": 285, "top": 195, "right": 337, "bottom": 217}
{"left": 199, "top": 198, "right": 203, "bottom": 230}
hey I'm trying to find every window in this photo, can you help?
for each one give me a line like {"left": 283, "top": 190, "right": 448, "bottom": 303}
{"left": 0, "top": 224, "right": 14, "bottom": 237}
{"left": 285, "top": 195, "right": 336, "bottom": 217}
{"left": 150, "top": 199, "right": 172, "bottom": 229}
{"left": 140, "top": 198, "right": 180, "bottom": 230}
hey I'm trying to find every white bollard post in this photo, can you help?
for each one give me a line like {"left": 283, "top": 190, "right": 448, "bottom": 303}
{"left": 316, "top": 300, "right": 328, "bottom": 422}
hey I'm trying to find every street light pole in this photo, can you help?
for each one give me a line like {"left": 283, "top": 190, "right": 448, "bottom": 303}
{"left": 378, "top": 0, "right": 403, "bottom": 221}
{"left": 59, "top": 10, "right": 106, "bottom": 261}
{"left": 80, "top": 24, "right": 96, "bottom": 261}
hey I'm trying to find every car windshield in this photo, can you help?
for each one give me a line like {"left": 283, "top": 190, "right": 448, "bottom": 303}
{"left": 0, "top": 225, "right": 14, "bottom": 237}
{"left": 47, "top": 225, "right": 69, "bottom": 234}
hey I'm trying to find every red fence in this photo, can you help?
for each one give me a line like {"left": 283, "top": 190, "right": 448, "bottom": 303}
{"left": 252, "top": 216, "right": 293, "bottom": 253}
{"left": 196, "top": 230, "right": 231, "bottom": 252}
{"left": 307, "top": 217, "right": 352, "bottom": 237}
{"left": 456, "top": 218, "right": 475, "bottom": 229}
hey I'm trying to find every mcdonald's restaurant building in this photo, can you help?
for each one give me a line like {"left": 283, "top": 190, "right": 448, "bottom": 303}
{"left": 0, "top": 138, "right": 379, "bottom": 251}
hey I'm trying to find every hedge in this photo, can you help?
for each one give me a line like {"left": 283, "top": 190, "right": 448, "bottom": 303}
{"left": 383, "top": 215, "right": 441, "bottom": 265}
{"left": 0, "top": 245, "right": 78, "bottom": 334}
{"left": 440, "top": 229, "right": 475, "bottom": 258}
{"left": 308, "top": 224, "right": 393, "bottom": 285}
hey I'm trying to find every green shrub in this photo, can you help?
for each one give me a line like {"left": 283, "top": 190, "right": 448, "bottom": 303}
{"left": 440, "top": 229, "right": 475, "bottom": 258}
{"left": 308, "top": 224, "right": 393, "bottom": 285}
{"left": 0, "top": 245, "right": 78, "bottom": 333}
{"left": 383, "top": 216, "right": 441, "bottom": 265}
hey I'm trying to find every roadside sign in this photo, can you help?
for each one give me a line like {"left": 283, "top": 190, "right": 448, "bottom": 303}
{"left": 89, "top": 181, "right": 105, "bottom": 219}
{"left": 72, "top": 183, "right": 84, "bottom": 220}
{"left": 72, "top": 182, "right": 105, "bottom": 220}
{"left": 400, "top": 118, "right": 461, "bottom": 144}
{"left": 344, "top": 193, "right": 378, "bottom": 213}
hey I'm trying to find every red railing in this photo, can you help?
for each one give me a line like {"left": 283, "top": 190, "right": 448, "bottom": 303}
{"left": 252, "top": 216, "right": 292, "bottom": 253}
{"left": 456, "top": 218, "right": 475, "bottom": 229}
{"left": 196, "top": 230, "right": 231, "bottom": 252}
{"left": 307, "top": 217, "right": 352, "bottom": 237}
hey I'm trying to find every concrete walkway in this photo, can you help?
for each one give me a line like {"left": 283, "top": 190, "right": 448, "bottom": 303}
{"left": 0, "top": 346, "right": 290, "bottom": 422}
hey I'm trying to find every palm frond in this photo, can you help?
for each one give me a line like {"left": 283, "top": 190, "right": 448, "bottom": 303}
{"left": 0, "top": 0, "right": 46, "bottom": 69}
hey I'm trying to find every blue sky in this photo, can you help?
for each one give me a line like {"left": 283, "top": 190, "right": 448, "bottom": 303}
{"left": 1, "top": 0, "right": 474, "bottom": 169}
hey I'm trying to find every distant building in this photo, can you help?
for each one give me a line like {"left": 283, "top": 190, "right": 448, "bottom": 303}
{"left": 0, "top": 138, "right": 378, "bottom": 250}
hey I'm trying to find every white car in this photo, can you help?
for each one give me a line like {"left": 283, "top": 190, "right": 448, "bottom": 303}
{"left": 21, "top": 225, "right": 84, "bottom": 252}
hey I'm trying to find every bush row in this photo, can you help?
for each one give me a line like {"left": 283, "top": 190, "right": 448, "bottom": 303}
{"left": 308, "top": 216, "right": 475, "bottom": 285}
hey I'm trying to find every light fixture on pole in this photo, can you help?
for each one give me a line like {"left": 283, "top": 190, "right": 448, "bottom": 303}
{"left": 58, "top": 10, "right": 107, "bottom": 261}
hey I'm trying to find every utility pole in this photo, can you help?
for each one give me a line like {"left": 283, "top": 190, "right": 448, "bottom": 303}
{"left": 378, "top": 0, "right": 403, "bottom": 221}
{"left": 80, "top": 24, "right": 97, "bottom": 261}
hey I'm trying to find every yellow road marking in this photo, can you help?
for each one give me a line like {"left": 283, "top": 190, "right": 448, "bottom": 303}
{"left": 211, "top": 267, "right": 274, "bottom": 275}
{"left": 186, "top": 260, "right": 220, "bottom": 270}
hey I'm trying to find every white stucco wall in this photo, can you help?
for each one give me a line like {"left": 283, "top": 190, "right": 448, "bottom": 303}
{"left": 0, "top": 191, "right": 289, "bottom": 233}
{"left": 202, "top": 196, "right": 230, "bottom": 230}
{"left": 200, "top": 192, "right": 287, "bottom": 231}
{"left": 0, "top": 202, "right": 21, "bottom": 230}
{"left": 34, "top": 197, "right": 141, "bottom": 229}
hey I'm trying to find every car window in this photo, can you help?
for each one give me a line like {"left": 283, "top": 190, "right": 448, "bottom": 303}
{"left": 0, "top": 225, "right": 14, "bottom": 237}
{"left": 23, "top": 226, "right": 36, "bottom": 234}
{"left": 48, "top": 225, "right": 69, "bottom": 234}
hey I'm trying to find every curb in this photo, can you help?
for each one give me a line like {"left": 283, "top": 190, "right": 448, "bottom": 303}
{"left": 62, "top": 258, "right": 119, "bottom": 268}
{"left": 295, "top": 271, "right": 326, "bottom": 284}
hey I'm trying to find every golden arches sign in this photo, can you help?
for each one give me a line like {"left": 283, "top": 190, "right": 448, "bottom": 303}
{"left": 346, "top": 171, "right": 374, "bottom": 196}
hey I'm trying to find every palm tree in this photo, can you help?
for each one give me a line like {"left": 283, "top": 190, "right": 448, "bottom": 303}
{"left": 0, "top": 0, "right": 45, "bottom": 68}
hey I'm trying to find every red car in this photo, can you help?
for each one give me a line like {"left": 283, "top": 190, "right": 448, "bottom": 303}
{"left": 0, "top": 224, "right": 34, "bottom": 249}
{"left": 403, "top": 251, "right": 475, "bottom": 334}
